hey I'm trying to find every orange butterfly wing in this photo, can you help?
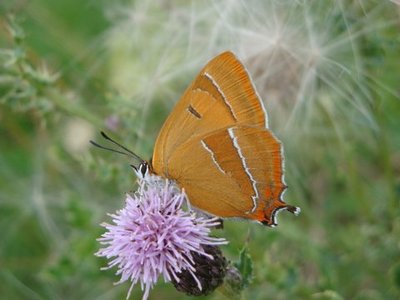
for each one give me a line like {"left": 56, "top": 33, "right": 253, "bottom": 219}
{"left": 152, "top": 51, "right": 267, "bottom": 175}
{"left": 151, "top": 51, "right": 299, "bottom": 225}
{"left": 164, "top": 125, "right": 297, "bottom": 225}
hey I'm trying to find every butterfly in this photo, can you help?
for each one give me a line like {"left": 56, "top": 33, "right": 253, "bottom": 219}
{"left": 92, "top": 51, "right": 299, "bottom": 227}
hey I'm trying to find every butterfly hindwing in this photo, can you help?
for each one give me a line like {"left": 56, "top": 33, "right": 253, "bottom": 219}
{"left": 164, "top": 125, "right": 290, "bottom": 225}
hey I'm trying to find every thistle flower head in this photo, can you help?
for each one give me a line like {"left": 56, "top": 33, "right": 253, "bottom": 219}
{"left": 96, "top": 177, "right": 227, "bottom": 300}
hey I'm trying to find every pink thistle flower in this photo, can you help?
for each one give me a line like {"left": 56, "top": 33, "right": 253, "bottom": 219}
{"left": 96, "top": 177, "right": 227, "bottom": 300}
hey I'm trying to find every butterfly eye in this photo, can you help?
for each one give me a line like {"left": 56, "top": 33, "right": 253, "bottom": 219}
{"left": 139, "top": 162, "right": 148, "bottom": 178}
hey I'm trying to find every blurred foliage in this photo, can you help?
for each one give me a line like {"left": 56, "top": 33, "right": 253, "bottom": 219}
{"left": 234, "top": 246, "right": 253, "bottom": 290}
{"left": 0, "top": 0, "right": 400, "bottom": 300}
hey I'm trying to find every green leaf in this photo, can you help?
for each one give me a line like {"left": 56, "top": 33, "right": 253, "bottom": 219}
{"left": 234, "top": 246, "right": 253, "bottom": 289}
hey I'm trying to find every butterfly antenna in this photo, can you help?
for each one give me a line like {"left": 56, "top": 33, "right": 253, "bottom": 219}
{"left": 89, "top": 140, "right": 130, "bottom": 157}
{"left": 90, "top": 131, "right": 144, "bottom": 165}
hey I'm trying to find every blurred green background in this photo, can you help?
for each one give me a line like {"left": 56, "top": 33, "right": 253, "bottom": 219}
{"left": 1, "top": 1, "right": 399, "bottom": 299}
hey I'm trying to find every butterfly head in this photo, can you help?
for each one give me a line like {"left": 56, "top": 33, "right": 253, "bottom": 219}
{"left": 133, "top": 161, "right": 151, "bottom": 179}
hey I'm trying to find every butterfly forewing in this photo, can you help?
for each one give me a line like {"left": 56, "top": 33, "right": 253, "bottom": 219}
{"left": 152, "top": 52, "right": 268, "bottom": 175}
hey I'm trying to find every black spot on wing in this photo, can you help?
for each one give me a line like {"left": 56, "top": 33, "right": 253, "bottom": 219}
{"left": 187, "top": 105, "right": 202, "bottom": 119}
